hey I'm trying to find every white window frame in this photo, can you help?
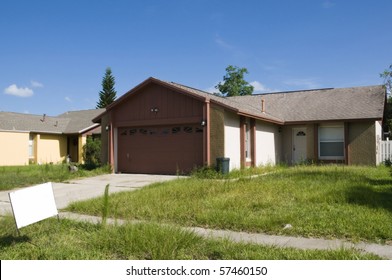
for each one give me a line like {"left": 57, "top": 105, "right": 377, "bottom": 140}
{"left": 318, "top": 124, "right": 345, "bottom": 160}
{"left": 28, "top": 134, "right": 34, "bottom": 159}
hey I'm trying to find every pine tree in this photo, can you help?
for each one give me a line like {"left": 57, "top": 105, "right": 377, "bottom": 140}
{"left": 96, "top": 67, "right": 117, "bottom": 108}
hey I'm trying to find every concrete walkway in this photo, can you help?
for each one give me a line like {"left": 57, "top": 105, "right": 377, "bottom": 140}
{"left": 59, "top": 212, "right": 392, "bottom": 260}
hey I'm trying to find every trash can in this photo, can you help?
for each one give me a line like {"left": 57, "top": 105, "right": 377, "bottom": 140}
{"left": 216, "top": 157, "right": 230, "bottom": 174}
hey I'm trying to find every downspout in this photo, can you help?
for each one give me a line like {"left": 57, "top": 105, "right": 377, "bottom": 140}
{"left": 314, "top": 124, "right": 318, "bottom": 163}
{"left": 250, "top": 118, "right": 256, "bottom": 167}
{"left": 240, "top": 116, "right": 246, "bottom": 168}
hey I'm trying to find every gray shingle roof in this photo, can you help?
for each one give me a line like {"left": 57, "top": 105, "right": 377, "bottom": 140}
{"left": 163, "top": 80, "right": 385, "bottom": 123}
{"left": 229, "top": 85, "right": 385, "bottom": 123}
{"left": 0, "top": 109, "right": 104, "bottom": 134}
{"left": 57, "top": 109, "right": 105, "bottom": 133}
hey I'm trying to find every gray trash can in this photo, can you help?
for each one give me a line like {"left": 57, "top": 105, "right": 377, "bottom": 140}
{"left": 216, "top": 157, "right": 230, "bottom": 174}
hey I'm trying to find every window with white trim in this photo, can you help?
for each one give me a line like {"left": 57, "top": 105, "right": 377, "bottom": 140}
{"left": 318, "top": 125, "right": 344, "bottom": 160}
{"left": 28, "top": 134, "right": 34, "bottom": 159}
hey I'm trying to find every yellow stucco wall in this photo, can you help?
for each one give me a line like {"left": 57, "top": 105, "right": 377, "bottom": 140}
{"left": 0, "top": 131, "right": 30, "bottom": 166}
{"left": 36, "top": 134, "right": 67, "bottom": 164}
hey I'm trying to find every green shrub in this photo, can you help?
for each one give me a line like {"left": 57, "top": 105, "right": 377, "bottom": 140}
{"left": 82, "top": 137, "right": 101, "bottom": 169}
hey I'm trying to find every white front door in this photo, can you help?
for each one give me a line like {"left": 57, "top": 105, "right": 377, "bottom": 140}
{"left": 292, "top": 127, "right": 307, "bottom": 164}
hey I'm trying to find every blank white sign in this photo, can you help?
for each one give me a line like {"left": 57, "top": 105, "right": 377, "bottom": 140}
{"left": 9, "top": 182, "right": 58, "bottom": 229}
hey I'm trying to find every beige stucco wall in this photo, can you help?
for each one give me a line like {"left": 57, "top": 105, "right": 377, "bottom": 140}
{"left": 255, "top": 121, "right": 281, "bottom": 165}
{"left": 0, "top": 131, "right": 29, "bottom": 166}
{"left": 348, "top": 121, "right": 376, "bottom": 165}
{"left": 281, "top": 126, "right": 292, "bottom": 163}
{"left": 224, "top": 111, "right": 241, "bottom": 170}
{"left": 36, "top": 134, "right": 67, "bottom": 164}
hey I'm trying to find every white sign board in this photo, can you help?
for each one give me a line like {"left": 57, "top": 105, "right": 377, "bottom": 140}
{"left": 9, "top": 182, "right": 58, "bottom": 229}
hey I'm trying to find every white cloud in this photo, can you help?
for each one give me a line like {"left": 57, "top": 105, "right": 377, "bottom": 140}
{"left": 250, "top": 81, "right": 274, "bottom": 93}
{"left": 65, "top": 96, "right": 72, "bottom": 102}
{"left": 204, "top": 84, "right": 219, "bottom": 94}
{"left": 31, "top": 80, "right": 44, "bottom": 88}
{"left": 4, "top": 84, "right": 34, "bottom": 97}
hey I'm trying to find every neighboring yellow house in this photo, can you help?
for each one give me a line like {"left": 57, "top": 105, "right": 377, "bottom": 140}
{"left": 0, "top": 109, "right": 104, "bottom": 166}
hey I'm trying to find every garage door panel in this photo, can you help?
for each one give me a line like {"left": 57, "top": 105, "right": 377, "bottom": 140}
{"left": 118, "top": 125, "right": 203, "bottom": 174}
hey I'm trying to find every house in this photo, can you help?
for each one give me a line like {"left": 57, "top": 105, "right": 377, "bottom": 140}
{"left": 0, "top": 109, "right": 104, "bottom": 166}
{"left": 93, "top": 77, "right": 386, "bottom": 174}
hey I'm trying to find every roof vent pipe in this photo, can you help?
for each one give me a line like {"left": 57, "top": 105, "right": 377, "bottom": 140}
{"left": 41, "top": 113, "right": 46, "bottom": 122}
{"left": 261, "top": 98, "right": 265, "bottom": 113}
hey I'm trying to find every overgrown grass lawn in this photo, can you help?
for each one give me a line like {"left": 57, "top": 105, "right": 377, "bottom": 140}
{"left": 0, "top": 164, "right": 111, "bottom": 191}
{"left": 68, "top": 165, "right": 392, "bottom": 243}
{"left": 0, "top": 216, "right": 379, "bottom": 260}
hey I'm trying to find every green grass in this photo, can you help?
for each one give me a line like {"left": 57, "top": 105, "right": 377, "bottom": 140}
{"left": 0, "top": 164, "right": 111, "bottom": 191}
{"left": 68, "top": 165, "right": 392, "bottom": 243}
{"left": 0, "top": 216, "right": 380, "bottom": 260}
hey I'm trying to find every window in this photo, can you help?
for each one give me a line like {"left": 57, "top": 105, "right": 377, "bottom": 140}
{"left": 318, "top": 125, "right": 344, "bottom": 160}
{"left": 28, "top": 134, "right": 34, "bottom": 158}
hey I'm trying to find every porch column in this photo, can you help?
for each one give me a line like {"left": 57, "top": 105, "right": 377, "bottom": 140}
{"left": 250, "top": 118, "right": 256, "bottom": 167}
{"left": 240, "top": 116, "right": 246, "bottom": 168}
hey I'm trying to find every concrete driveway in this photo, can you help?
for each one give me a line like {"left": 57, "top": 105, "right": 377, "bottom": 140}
{"left": 0, "top": 174, "right": 180, "bottom": 215}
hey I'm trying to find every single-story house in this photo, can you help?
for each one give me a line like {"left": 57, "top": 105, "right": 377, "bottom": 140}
{"left": 93, "top": 77, "right": 386, "bottom": 174}
{"left": 0, "top": 109, "right": 104, "bottom": 166}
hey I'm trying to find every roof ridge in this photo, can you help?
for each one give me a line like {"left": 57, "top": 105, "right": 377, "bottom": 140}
{"left": 251, "top": 84, "right": 384, "bottom": 96}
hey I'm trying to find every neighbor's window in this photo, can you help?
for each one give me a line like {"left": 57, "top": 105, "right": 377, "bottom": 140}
{"left": 318, "top": 125, "right": 344, "bottom": 160}
{"left": 28, "top": 134, "right": 34, "bottom": 158}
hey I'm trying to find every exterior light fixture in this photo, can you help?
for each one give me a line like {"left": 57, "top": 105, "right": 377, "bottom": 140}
{"left": 105, "top": 125, "right": 110, "bottom": 131}
{"left": 201, "top": 120, "right": 206, "bottom": 127}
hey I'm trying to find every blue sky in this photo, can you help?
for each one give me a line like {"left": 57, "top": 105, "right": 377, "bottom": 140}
{"left": 1, "top": 0, "right": 391, "bottom": 115}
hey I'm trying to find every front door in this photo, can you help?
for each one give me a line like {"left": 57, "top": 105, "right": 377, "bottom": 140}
{"left": 292, "top": 128, "right": 307, "bottom": 164}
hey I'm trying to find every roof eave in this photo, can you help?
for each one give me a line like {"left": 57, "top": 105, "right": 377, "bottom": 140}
{"left": 78, "top": 123, "right": 100, "bottom": 134}
{"left": 284, "top": 117, "right": 383, "bottom": 125}
{"left": 237, "top": 112, "right": 284, "bottom": 125}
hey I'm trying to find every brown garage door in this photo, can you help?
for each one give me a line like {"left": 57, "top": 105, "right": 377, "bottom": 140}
{"left": 118, "top": 124, "right": 204, "bottom": 174}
